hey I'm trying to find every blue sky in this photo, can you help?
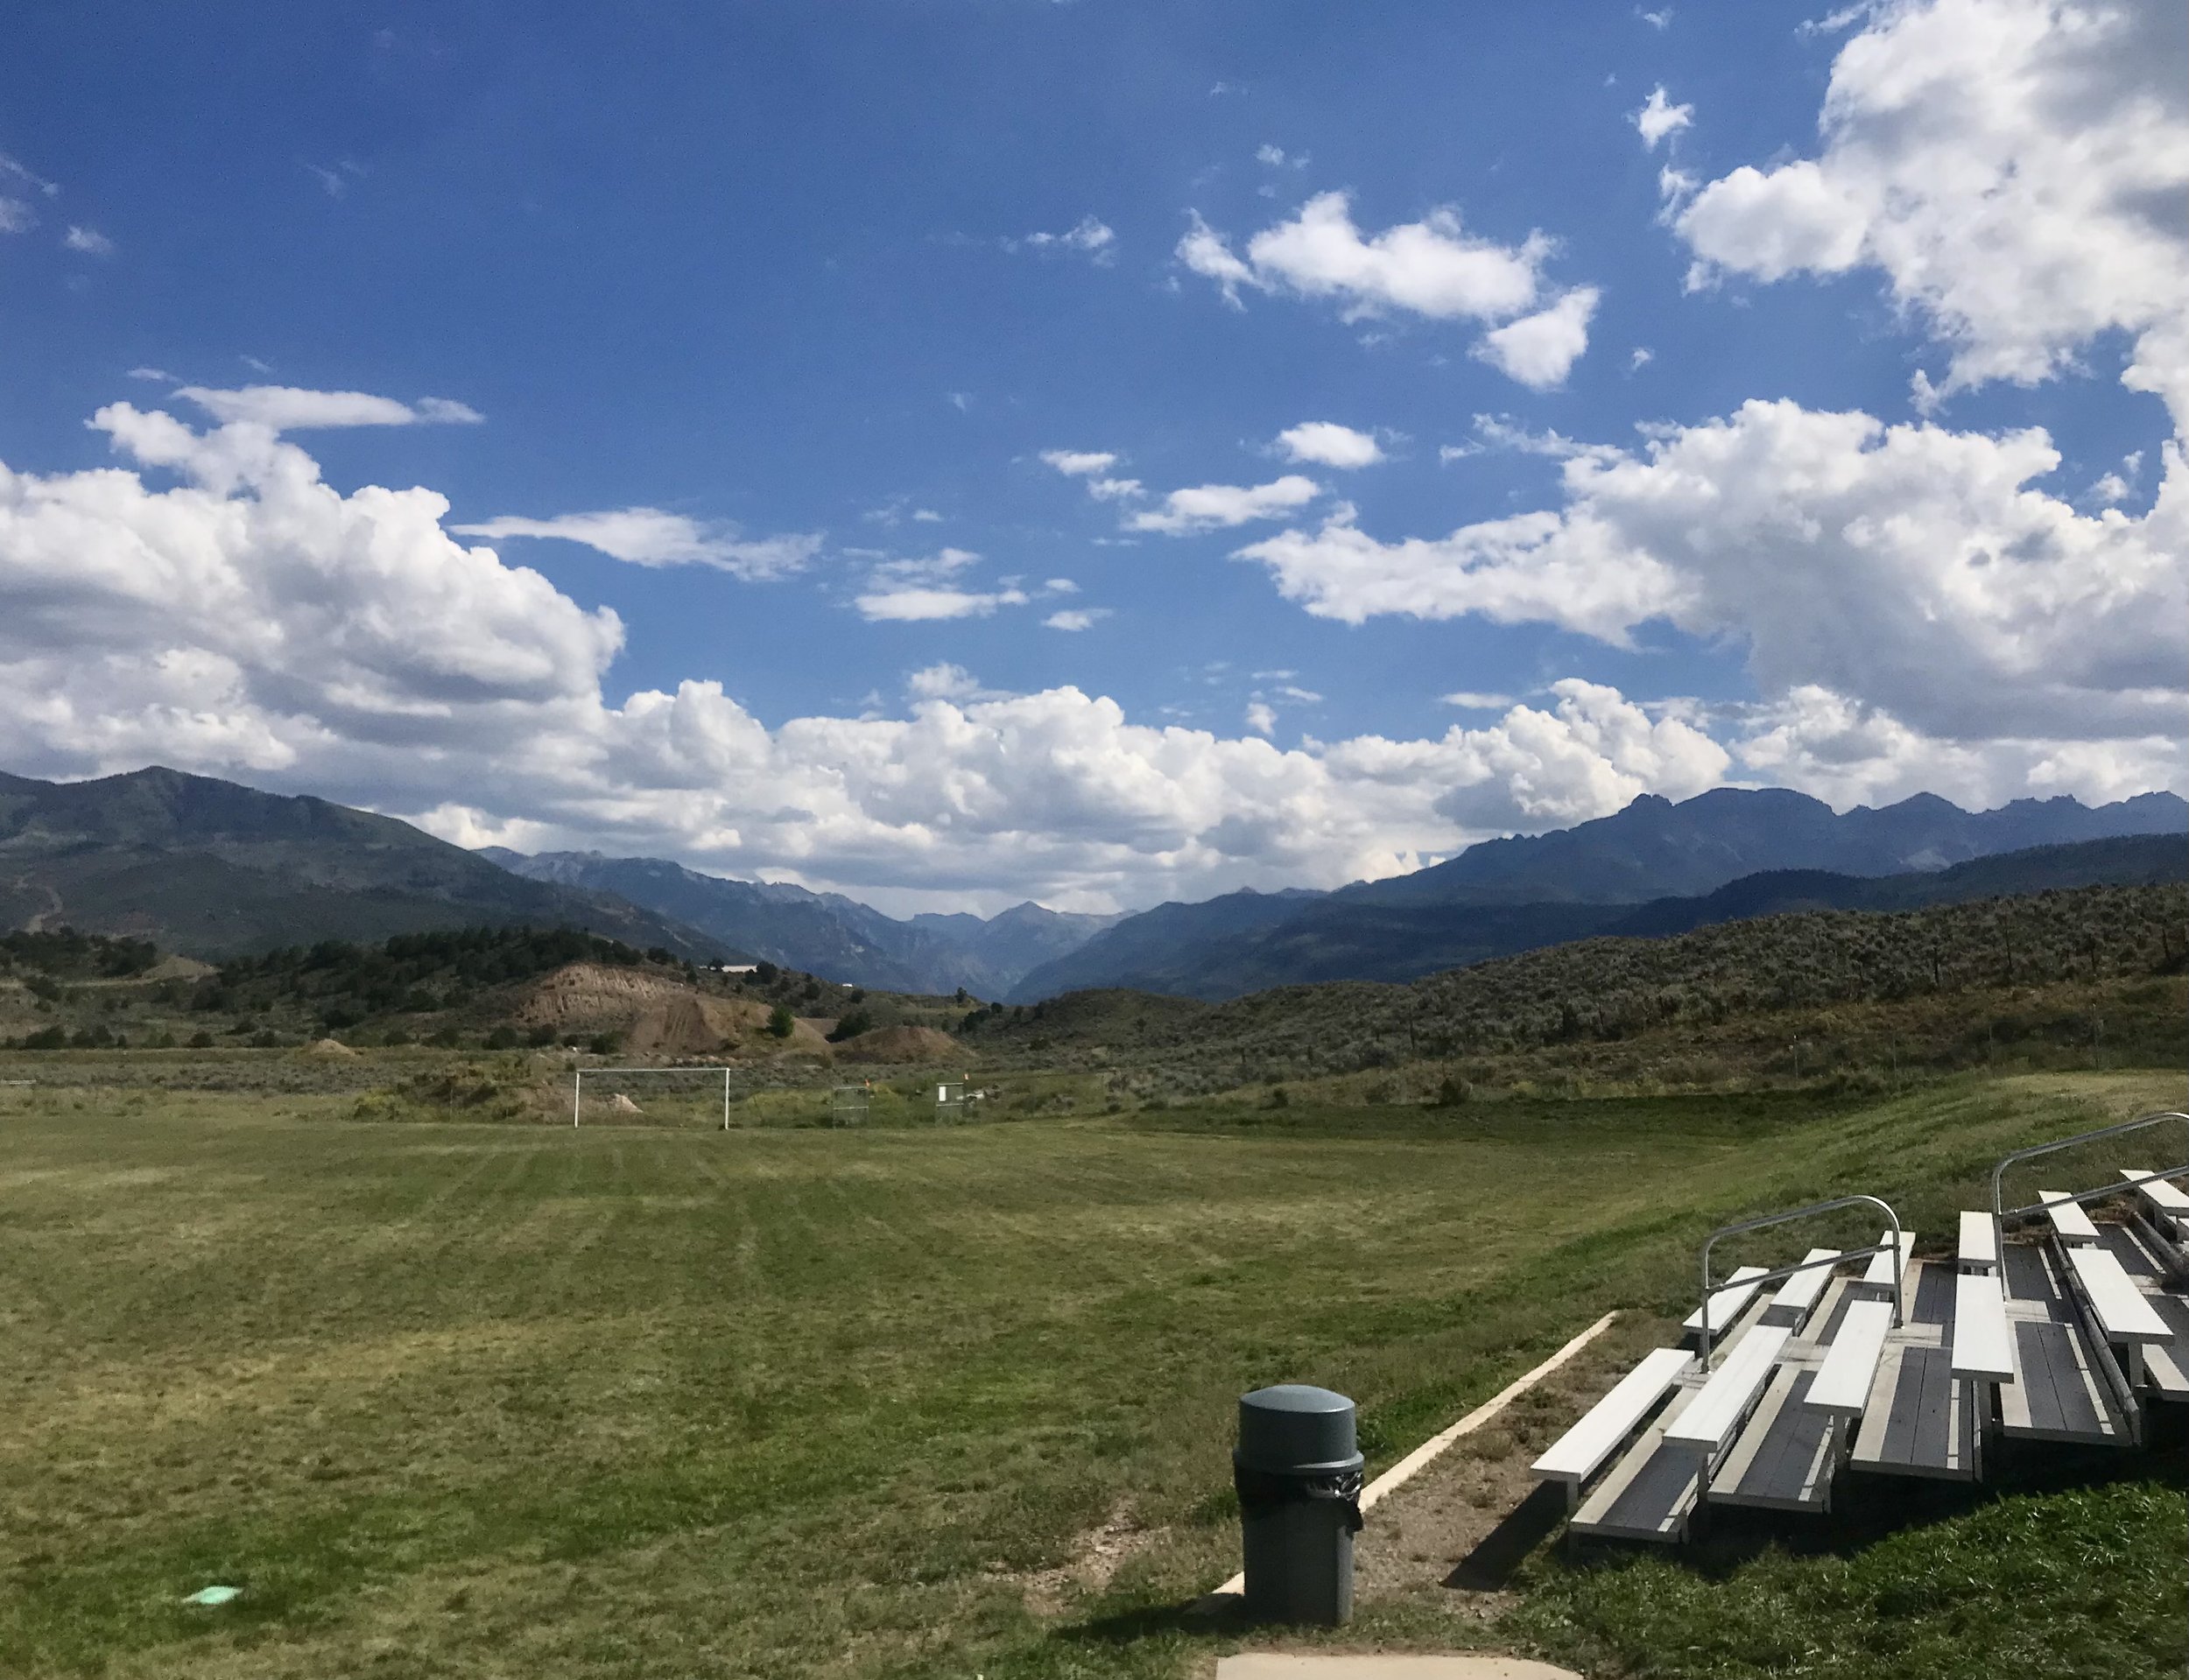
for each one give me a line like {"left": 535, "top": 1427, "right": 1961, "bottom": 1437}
{"left": 0, "top": 1, "right": 2181, "bottom": 912}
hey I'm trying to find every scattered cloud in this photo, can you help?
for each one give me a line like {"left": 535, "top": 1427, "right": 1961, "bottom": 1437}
{"left": 906, "top": 663, "right": 1009, "bottom": 703}
{"left": 1126, "top": 474, "right": 1320, "bottom": 535}
{"left": 0, "top": 152, "right": 59, "bottom": 197}
{"left": 1277, "top": 421, "right": 1383, "bottom": 468}
{"left": 303, "top": 159, "right": 367, "bottom": 199}
{"left": 1441, "top": 691, "right": 1517, "bottom": 710}
{"left": 855, "top": 585, "right": 1029, "bottom": 622}
{"left": 1045, "top": 608, "right": 1111, "bottom": 631}
{"left": 126, "top": 366, "right": 173, "bottom": 383}
{"left": 1012, "top": 214, "right": 1116, "bottom": 263}
{"left": 454, "top": 510, "right": 821, "bottom": 580}
{"left": 173, "top": 384, "right": 484, "bottom": 431}
{"left": 852, "top": 546, "right": 1028, "bottom": 621}
{"left": 1640, "top": 7, "right": 1674, "bottom": 26}
{"left": 1244, "top": 700, "right": 1277, "bottom": 735}
{"left": 1443, "top": 413, "right": 1622, "bottom": 465}
{"left": 1629, "top": 347, "right": 1654, "bottom": 372}
{"left": 1634, "top": 86, "right": 1693, "bottom": 149}
{"left": 63, "top": 224, "right": 114, "bottom": 257}
{"left": 1041, "top": 449, "right": 1117, "bottom": 476}
{"left": 1180, "top": 191, "right": 1549, "bottom": 320}
{"left": 0, "top": 153, "right": 56, "bottom": 232}
{"left": 1042, "top": 447, "right": 1144, "bottom": 504}
{"left": 1179, "top": 193, "right": 1598, "bottom": 384}
{"left": 1470, "top": 286, "right": 1600, "bottom": 389}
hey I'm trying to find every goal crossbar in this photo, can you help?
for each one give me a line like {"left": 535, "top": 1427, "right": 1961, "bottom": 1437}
{"left": 572, "top": 1065, "right": 733, "bottom": 1129}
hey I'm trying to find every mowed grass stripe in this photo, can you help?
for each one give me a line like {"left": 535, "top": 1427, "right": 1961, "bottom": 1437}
{"left": 0, "top": 1072, "right": 2180, "bottom": 1677}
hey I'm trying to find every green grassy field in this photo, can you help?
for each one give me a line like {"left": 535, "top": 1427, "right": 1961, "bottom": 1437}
{"left": 0, "top": 1067, "right": 2183, "bottom": 1677}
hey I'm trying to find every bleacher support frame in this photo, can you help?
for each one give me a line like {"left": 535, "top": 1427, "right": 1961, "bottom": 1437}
{"left": 1990, "top": 1110, "right": 2189, "bottom": 1262}
{"left": 1698, "top": 1194, "right": 1905, "bottom": 1370}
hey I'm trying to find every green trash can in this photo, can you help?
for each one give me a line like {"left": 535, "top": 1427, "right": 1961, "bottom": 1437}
{"left": 1234, "top": 1383, "right": 1363, "bottom": 1625}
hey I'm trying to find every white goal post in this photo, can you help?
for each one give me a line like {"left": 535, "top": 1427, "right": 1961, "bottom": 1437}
{"left": 572, "top": 1066, "right": 733, "bottom": 1129}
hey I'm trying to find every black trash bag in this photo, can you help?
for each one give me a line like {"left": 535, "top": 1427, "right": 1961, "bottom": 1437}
{"left": 1234, "top": 1462, "right": 1365, "bottom": 1534}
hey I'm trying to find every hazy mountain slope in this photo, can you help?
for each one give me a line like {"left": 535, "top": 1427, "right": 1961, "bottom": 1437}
{"left": 485, "top": 850, "right": 1115, "bottom": 995}
{"left": 0, "top": 768, "right": 735, "bottom": 962}
{"left": 1016, "top": 832, "right": 2189, "bottom": 1001}
{"left": 1341, "top": 787, "right": 2187, "bottom": 909}
{"left": 1006, "top": 887, "right": 1327, "bottom": 1001}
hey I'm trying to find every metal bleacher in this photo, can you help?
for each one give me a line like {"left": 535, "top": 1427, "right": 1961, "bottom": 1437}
{"left": 1529, "top": 1110, "right": 2189, "bottom": 1546}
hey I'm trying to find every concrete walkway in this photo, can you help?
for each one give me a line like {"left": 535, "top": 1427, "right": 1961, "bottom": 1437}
{"left": 1217, "top": 1656, "right": 1582, "bottom": 1679}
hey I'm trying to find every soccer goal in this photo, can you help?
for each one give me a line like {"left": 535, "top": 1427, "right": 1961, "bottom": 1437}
{"left": 572, "top": 1065, "right": 734, "bottom": 1129}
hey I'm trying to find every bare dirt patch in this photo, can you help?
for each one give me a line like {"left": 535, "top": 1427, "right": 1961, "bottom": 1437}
{"left": 1014, "top": 1500, "right": 1170, "bottom": 1616}
{"left": 1353, "top": 1316, "right": 1675, "bottom": 1623}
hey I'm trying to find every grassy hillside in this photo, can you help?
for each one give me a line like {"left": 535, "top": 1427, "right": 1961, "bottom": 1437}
{"left": 0, "top": 766, "right": 734, "bottom": 962}
{"left": 970, "top": 881, "right": 2189, "bottom": 1096}
{"left": 1017, "top": 833, "right": 2188, "bottom": 1000}
{"left": 0, "top": 922, "right": 974, "bottom": 1075}
{"left": 0, "top": 1066, "right": 2178, "bottom": 1677}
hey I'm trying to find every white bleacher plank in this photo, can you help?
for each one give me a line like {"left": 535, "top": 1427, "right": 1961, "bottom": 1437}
{"left": 1807, "top": 1298, "right": 1894, "bottom": 1416}
{"left": 2038, "top": 1191, "right": 2099, "bottom": 1246}
{"left": 1859, "top": 1230, "right": 1917, "bottom": 1291}
{"left": 1950, "top": 1270, "right": 2015, "bottom": 1382}
{"left": 1956, "top": 1212, "right": 1996, "bottom": 1271}
{"left": 1683, "top": 1265, "right": 1769, "bottom": 1334}
{"left": 1531, "top": 1346, "right": 1693, "bottom": 1486}
{"left": 1664, "top": 1325, "right": 1791, "bottom": 1453}
{"left": 2065, "top": 1246, "right": 2171, "bottom": 1345}
{"left": 1765, "top": 1248, "right": 1841, "bottom": 1326}
{"left": 2120, "top": 1168, "right": 2189, "bottom": 1230}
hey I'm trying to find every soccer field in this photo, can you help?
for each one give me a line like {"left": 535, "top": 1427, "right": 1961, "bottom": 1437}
{"left": 1, "top": 1072, "right": 2182, "bottom": 1677}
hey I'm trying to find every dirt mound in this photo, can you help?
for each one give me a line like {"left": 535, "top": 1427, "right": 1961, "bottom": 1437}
{"left": 301, "top": 1037, "right": 360, "bottom": 1059}
{"left": 516, "top": 964, "right": 835, "bottom": 1060}
{"left": 623, "top": 993, "right": 757, "bottom": 1057}
{"left": 515, "top": 963, "right": 693, "bottom": 1034}
{"left": 833, "top": 1025, "right": 961, "bottom": 1064}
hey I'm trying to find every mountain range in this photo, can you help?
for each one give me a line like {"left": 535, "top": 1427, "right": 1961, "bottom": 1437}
{"left": 480, "top": 849, "right": 1117, "bottom": 998}
{"left": 0, "top": 765, "right": 2179, "bottom": 1002}
{"left": 1009, "top": 788, "right": 2187, "bottom": 999}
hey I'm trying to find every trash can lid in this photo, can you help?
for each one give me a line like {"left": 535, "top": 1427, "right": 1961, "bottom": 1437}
{"left": 1235, "top": 1383, "right": 1362, "bottom": 1473}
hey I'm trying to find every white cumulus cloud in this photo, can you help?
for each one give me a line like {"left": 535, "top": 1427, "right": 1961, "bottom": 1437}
{"left": 1176, "top": 193, "right": 1600, "bottom": 385}
{"left": 1277, "top": 421, "right": 1383, "bottom": 468}
{"left": 1126, "top": 474, "right": 1321, "bottom": 535}
{"left": 1634, "top": 87, "right": 1693, "bottom": 148}
{"left": 1237, "top": 397, "right": 2187, "bottom": 755}
{"left": 1673, "top": 0, "right": 2189, "bottom": 422}
{"left": 0, "top": 397, "right": 1792, "bottom": 913}
{"left": 1471, "top": 286, "right": 1600, "bottom": 390}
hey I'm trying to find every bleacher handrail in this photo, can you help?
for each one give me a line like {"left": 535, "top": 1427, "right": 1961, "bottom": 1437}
{"left": 1989, "top": 1110, "right": 2189, "bottom": 1262}
{"left": 1698, "top": 1193, "right": 1904, "bottom": 1370}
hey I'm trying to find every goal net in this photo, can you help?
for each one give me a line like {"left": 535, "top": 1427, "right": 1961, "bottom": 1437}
{"left": 572, "top": 1065, "right": 734, "bottom": 1129}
